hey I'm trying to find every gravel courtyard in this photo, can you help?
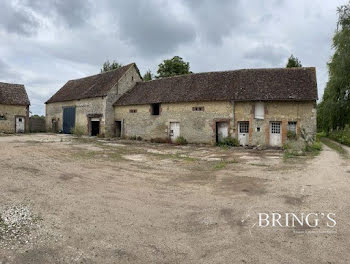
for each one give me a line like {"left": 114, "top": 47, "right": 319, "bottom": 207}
{"left": 0, "top": 134, "right": 349, "bottom": 264}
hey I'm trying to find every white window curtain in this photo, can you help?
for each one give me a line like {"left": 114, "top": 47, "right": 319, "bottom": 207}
{"left": 255, "top": 102, "right": 264, "bottom": 119}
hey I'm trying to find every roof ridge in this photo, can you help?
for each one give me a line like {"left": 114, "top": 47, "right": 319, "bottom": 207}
{"left": 67, "top": 62, "right": 135, "bottom": 82}
{"left": 0, "top": 81, "right": 24, "bottom": 87}
{"left": 139, "top": 67, "right": 316, "bottom": 84}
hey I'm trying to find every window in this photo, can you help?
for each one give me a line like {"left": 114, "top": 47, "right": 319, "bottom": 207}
{"left": 129, "top": 109, "right": 137, "bottom": 113}
{"left": 151, "top": 103, "right": 160, "bottom": 115}
{"left": 19, "top": 118, "right": 22, "bottom": 122}
{"left": 254, "top": 102, "right": 264, "bottom": 119}
{"left": 192, "top": 106, "right": 204, "bottom": 111}
{"left": 287, "top": 121, "right": 297, "bottom": 139}
{"left": 287, "top": 121, "right": 297, "bottom": 133}
{"left": 239, "top": 121, "right": 249, "bottom": 133}
{"left": 271, "top": 122, "right": 281, "bottom": 134}
{"left": 131, "top": 76, "right": 134, "bottom": 82}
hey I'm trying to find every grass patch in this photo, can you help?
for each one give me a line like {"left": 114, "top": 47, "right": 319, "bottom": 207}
{"left": 216, "top": 137, "right": 239, "bottom": 148}
{"left": 214, "top": 160, "right": 237, "bottom": 170}
{"left": 320, "top": 137, "right": 348, "bottom": 158}
{"left": 74, "top": 150, "right": 100, "bottom": 159}
{"left": 283, "top": 141, "right": 322, "bottom": 161}
{"left": 250, "top": 163, "right": 269, "bottom": 167}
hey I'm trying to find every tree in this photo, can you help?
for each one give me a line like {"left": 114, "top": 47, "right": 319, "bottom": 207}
{"left": 286, "top": 55, "right": 302, "bottom": 68}
{"left": 156, "top": 56, "right": 191, "bottom": 78}
{"left": 317, "top": 2, "right": 350, "bottom": 132}
{"left": 100, "top": 60, "right": 123, "bottom": 73}
{"left": 143, "top": 70, "right": 153, "bottom": 81}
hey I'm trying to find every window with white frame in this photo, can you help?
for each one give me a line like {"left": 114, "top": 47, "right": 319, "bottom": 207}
{"left": 255, "top": 102, "right": 264, "bottom": 119}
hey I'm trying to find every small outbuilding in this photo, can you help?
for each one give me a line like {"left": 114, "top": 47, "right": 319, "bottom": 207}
{"left": 0, "top": 82, "right": 30, "bottom": 133}
{"left": 45, "top": 63, "right": 141, "bottom": 137}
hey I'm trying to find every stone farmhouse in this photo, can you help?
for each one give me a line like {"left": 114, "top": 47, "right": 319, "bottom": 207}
{"left": 46, "top": 65, "right": 317, "bottom": 147}
{"left": 0, "top": 82, "right": 30, "bottom": 133}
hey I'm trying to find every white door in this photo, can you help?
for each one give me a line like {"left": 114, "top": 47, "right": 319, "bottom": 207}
{"left": 217, "top": 122, "right": 228, "bottom": 143}
{"left": 169, "top": 122, "right": 180, "bottom": 142}
{"left": 270, "top": 122, "right": 282, "bottom": 146}
{"left": 238, "top": 121, "right": 249, "bottom": 146}
{"left": 16, "top": 117, "right": 25, "bottom": 133}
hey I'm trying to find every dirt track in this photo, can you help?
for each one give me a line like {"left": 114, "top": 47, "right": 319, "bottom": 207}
{"left": 0, "top": 134, "right": 349, "bottom": 263}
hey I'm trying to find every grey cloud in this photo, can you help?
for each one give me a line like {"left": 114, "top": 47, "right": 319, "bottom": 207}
{"left": 184, "top": 0, "right": 243, "bottom": 44}
{"left": 244, "top": 44, "right": 289, "bottom": 66}
{"left": 0, "top": 0, "right": 91, "bottom": 36}
{"left": 109, "top": 0, "right": 196, "bottom": 56}
{"left": 0, "top": 2, "right": 38, "bottom": 35}
{"left": 23, "top": 0, "right": 91, "bottom": 28}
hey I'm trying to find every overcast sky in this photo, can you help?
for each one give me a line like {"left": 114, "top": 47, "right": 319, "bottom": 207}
{"left": 0, "top": 0, "right": 347, "bottom": 115}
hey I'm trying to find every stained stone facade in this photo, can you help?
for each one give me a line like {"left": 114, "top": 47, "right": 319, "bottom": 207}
{"left": 45, "top": 63, "right": 141, "bottom": 137}
{"left": 0, "top": 82, "right": 30, "bottom": 133}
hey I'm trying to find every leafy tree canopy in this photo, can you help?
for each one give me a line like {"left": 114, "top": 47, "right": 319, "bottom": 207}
{"left": 317, "top": 2, "right": 350, "bottom": 132}
{"left": 156, "top": 56, "right": 191, "bottom": 78}
{"left": 143, "top": 70, "right": 153, "bottom": 81}
{"left": 100, "top": 60, "right": 122, "bottom": 73}
{"left": 286, "top": 54, "right": 302, "bottom": 68}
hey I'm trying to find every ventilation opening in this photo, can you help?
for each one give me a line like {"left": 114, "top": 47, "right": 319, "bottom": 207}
{"left": 151, "top": 103, "right": 160, "bottom": 115}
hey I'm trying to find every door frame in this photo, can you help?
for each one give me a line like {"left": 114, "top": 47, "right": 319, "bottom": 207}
{"left": 269, "top": 121, "right": 282, "bottom": 147}
{"left": 62, "top": 106, "right": 76, "bottom": 134}
{"left": 15, "top": 115, "right": 26, "bottom": 133}
{"left": 213, "top": 119, "right": 230, "bottom": 143}
{"left": 115, "top": 120, "right": 123, "bottom": 138}
{"left": 169, "top": 121, "right": 180, "bottom": 142}
{"left": 238, "top": 121, "right": 249, "bottom": 146}
{"left": 87, "top": 114, "right": 103, "bottom": 136}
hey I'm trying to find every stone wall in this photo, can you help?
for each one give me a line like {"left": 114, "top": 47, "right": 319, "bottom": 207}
{"left": 46, "top": 65, "right": 141, "bottom": 137}
{"left": 115, "top": 101, "right": 233, "bottom": 144}
{"left": 0, "top": 104, "right": 29, "bottom": 133}
{"left": 105, "top": 65, "right": 142, "bottom": 137}
{"left": 114, "top": 100, "right": 316, "bottom": 146}
{"left": 234, "top": 101, "right": 317, "bottom": 146}
{"left": 45, "top": 97, "right": 106, "bottom": 134}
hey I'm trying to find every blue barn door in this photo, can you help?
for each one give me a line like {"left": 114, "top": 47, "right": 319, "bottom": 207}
{"left": 63, "top": 107, "right": 76, "bottom": 134}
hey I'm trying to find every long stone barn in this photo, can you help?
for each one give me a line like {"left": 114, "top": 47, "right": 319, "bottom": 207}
{"left": 46, "top": 65, "right": 318, "bottom": 147}
{"left": 0, "top": 82, "right": 30, "bottom": 133}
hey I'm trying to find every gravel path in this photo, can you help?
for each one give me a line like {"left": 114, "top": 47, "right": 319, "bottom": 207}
{"left": 0, "top": 134, "right": 349, "bottom": 263}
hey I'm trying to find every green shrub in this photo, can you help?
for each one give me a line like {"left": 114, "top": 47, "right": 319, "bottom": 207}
{"left": 174, "top": 136, "right": 188, "bottom": 145}
{"left": 304, "top": 141, "right": 322, "bottom": 153}
{"left": 328, "top": 127, "right": 350, "bottom": 146}
{"left": 283, "top": 143, "right": 290, "bottom": 150}
{"left": 287, "top": 131, "right": 297, "bottom": 140}
{"left": 150, "top": 137, "right": 172, "bottom": 144}
{"left": 316, "top": 131, "right": 327, "bottom": 142}
{"left": 71, "top": 126, "right": 85, "bottom": 137}
{"left": 217, "top": 137, "right": 239, "bottom": 147}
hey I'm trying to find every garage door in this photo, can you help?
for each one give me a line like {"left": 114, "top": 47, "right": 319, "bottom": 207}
{"left": 63, "top": 107, "right": 76, "bottom": 134}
